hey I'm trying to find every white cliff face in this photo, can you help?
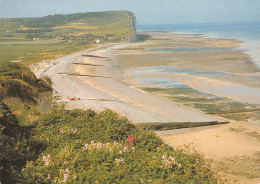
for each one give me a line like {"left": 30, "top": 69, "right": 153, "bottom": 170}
{"left": 129, "top": 12, "right": 136, "bottom": 43}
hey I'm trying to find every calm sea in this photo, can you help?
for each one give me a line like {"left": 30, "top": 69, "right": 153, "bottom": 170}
{"left": 138, "top": 22, "right": 260, "bottom": 69}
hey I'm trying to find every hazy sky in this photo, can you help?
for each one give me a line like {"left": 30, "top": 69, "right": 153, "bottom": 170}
{"left": 0, "top": 0, "right": 260, "bottom": 25}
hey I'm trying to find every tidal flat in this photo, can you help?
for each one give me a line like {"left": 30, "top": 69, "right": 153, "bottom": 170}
{"left": 113, "top": 32, "right": 260, "bottom": 122}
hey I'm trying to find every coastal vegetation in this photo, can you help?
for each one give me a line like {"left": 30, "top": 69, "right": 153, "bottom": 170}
{"left": 1, "top": 101, "right": 220, "bottom": 183}
{"left": 0, "top": 62, "right": 52, "bottom": 102}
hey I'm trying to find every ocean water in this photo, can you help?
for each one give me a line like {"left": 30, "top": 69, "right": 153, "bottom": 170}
{"left": 138, "top": 22, "right": 260, "bottom": 68}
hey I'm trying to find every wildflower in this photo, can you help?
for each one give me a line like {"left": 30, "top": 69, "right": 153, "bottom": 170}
{"left": 13, "top": 109, "right": 22, "bottom": 115}
{"left": 119, "top": 151, "right": 123, "bottom": 155}
{"left": 131, "top": 147, "right": 135, "bottom": 151}
{"left": 169, "top": 156, "right": 175, "bottom": 162}
{"left": 60, "top": 128, "right": 64, "bottom": 133}
{"left": 162, "top": 155, "right": 166, "bottom": 160}
{"left": 82, "top": 144, "right": 89, "bottom": 151}
{"left": 43, "top": 155, "right": 51, "bottom": 166}
{"left": 28, "top": 114, "right": 39, "bottom": 122}
{"left": 126, "top": 136, "right": 135, "bottom": 146}
{"left": 63, "top": 168, "right": 69, "bottom": 182}
{"left": 115, "top": 158, "right": 124, "bottom": 163}
{"left": 71, "top": 128, "right": 77, "bottom": 134}
{"left": 123, "top": 147, "right": 127, "bottom": 152}
{"left": 34, "top": 116, "right": 39, "bottom": 121}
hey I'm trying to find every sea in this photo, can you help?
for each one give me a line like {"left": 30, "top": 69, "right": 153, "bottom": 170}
{"left": 138, "top": 22, "right": 260, "bottom": 69}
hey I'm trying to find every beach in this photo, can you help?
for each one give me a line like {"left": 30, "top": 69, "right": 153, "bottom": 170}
{"left": 33, "top": 32, "right": 260, "bottom": 183}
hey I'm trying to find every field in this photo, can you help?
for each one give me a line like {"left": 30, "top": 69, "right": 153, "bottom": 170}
{"left": 0, "top": 41, "right": 92, "bottom": 65}
{"left": 0, "top": 11, "right": 134, "bottom": 65}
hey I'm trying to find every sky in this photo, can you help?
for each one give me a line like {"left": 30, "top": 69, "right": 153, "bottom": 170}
{"left": 0, "top": 0, "right": 260, "bottom": 25}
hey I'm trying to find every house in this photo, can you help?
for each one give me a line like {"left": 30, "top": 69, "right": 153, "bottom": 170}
{"left": 95, "top": 39, "right": 104, "bottom": 44}
{"left": 106, "top": 34, "right": 115, "bottom": 40}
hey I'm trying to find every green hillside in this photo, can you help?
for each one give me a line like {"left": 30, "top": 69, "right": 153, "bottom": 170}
{"left": 0, "top": 11, "right": 135, "bottom": 64}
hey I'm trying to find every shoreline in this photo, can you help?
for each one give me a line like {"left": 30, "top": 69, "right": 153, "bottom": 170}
{"left": 31, "top": 31, "right": 260, "bottom": 183}
{"left": 34, "top": 37, "right": 225, "bottom": 124}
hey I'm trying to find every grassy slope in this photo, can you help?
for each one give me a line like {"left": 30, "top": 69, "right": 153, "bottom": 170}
{"left": 0, "top": 11, "right": 134, "bottom": 65}
{"left": 0, "top": 103, "right": 219, "bottom": 184}
{"left": 0, "top": 62, "right": 52, "bottom": 102}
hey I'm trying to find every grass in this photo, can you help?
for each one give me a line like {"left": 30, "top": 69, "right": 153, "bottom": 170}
{"left": 246, "top": 131, "right": 260, "bottom": 142}
{"left": 0, "top": 63, "right": 52, "bottom": 102}
{"left": 216, "top": 154, "right": 260, "bottom": 180}
{"left": 0, "top": 42, "right": 93, "bottom": 64}
{"left": 0, "top": 11, "right": 135, "bottom": 65}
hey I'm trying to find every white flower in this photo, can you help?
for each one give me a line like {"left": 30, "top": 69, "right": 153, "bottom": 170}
{"left": 63, "top": 168, "right": 69, "bottom": 182}
{"left": 115, "top": 158, "right": 124, "bottom": 163}
{"left": 169, "top": 156, "right": 175, "bottom": 161}
{"left": 42, "top": 155, "right": 51, "bottom": 166}
{"left": 123, "top": 147, "right": 128, "bottom": 152}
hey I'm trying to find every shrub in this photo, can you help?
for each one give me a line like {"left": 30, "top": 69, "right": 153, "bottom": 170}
{"left": 0, "top": 63, "right": 52, "bottom": 103}
{"left": 0, "top": 102, "right": 33, "bottom": 184}
{"left": 20, "top": 107, "right": 218, "bottom": 184}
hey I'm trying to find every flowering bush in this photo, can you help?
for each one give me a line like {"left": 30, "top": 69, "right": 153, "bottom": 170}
{"left": 19, "top": 107, "right": 218, "bottom": 184}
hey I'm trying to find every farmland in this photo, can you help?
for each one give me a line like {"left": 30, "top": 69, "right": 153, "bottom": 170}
{"left": 0, "top": 11, "right": 135, "bottom": 64}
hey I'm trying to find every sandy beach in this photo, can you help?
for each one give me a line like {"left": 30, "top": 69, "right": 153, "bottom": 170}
{"left": 38, "top": 43, "right": 222, "bottom": 124}
{"left": 32, "top": 32, "right": 260, "bottom": 183}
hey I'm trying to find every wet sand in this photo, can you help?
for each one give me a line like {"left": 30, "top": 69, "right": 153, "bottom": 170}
{"left": 113, "top": 32, "right": 260, "bottom": 104}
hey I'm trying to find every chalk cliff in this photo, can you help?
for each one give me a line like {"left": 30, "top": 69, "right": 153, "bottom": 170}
{"left": 129, "top": 12, "right": 136, "bottom": 42}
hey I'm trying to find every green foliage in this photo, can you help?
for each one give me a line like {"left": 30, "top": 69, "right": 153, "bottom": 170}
{"left": 0, "top": 102, "right": 33, "bottom": 184}
{"left": 23, "top": 11, "right": 129, "bottom": 28}
{"left": 0, "top": 102, "right": 219, "bottom": 183}
{"left": 18, "top": 107, "right": 218, "bottom": 184}
{"left": 0, "top": 63, "right": 52, "bottom": 102}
